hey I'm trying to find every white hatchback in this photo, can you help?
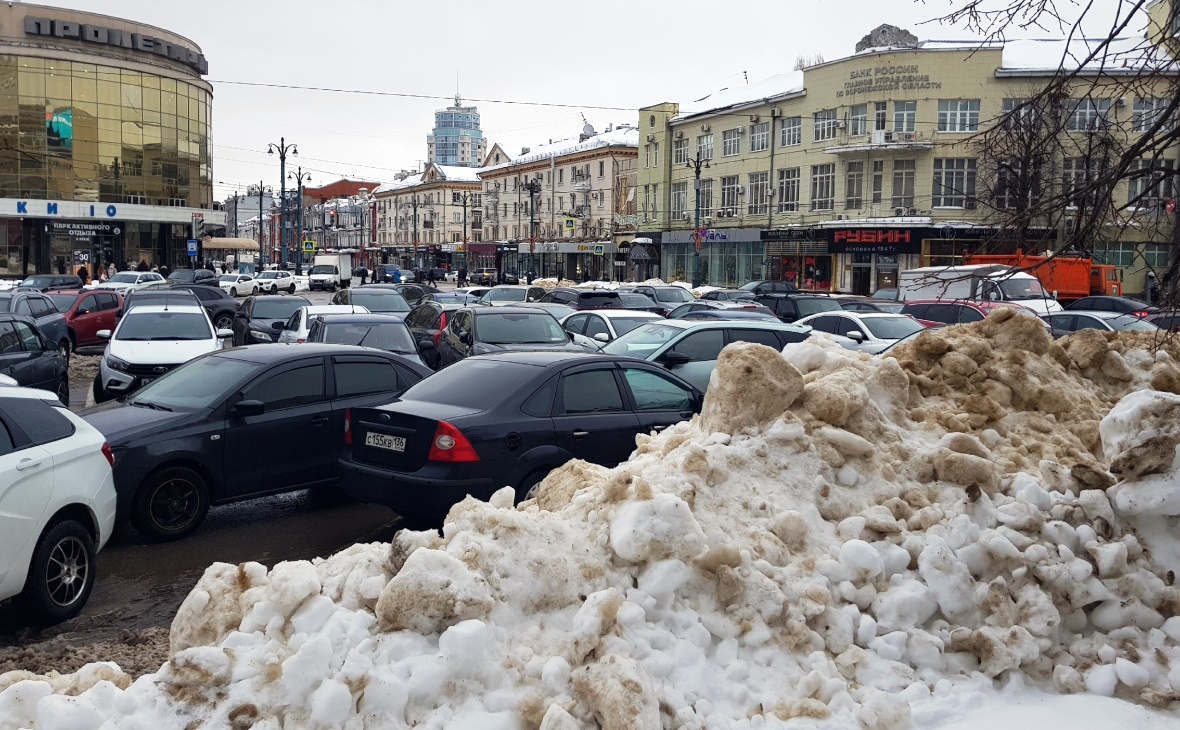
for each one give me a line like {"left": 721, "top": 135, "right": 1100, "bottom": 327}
{"left": 0, "top": 385, "right": 116, "bottom": 625}
{"left": 95, "top": 271, "right": 167, "bottom": 294}
{"left": 278, "top": 304, "right": 371, "bottom": 343}
{"left": 218, "top": 274, "right": 259, "bottom": 298}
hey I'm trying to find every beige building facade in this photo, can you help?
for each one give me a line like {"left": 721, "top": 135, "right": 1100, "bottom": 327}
{"left": 639, "top": 22, "right": 1178, "bottom": 294}
{"left": 373, "top": 162, "right": 482, "bottom": 269}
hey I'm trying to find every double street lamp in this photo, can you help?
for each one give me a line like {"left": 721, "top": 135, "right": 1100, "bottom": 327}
{"left": 288, "top": 167, "right": 312, "bottom": 275}
{"left": 522, "top": 177, "right": 543, "bottom": 279}
{"left": 249, "top": 182, "right": 272, "bottom": 264}
{"left": 686, "top": 155, "right": 710, "bottom": 288}
{"left": 267, "top": 138, "right": 298, "bottom": 272}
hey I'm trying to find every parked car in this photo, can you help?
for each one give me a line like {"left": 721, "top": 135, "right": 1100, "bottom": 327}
{"left": 278, "top": 304, "right": 371, "bottom": 344}
{"left": 255, "top": 270, "right": 299, "bottom": 295}
{"left": 480, "top": 285, "right": 548, "bottom": 305}
{"left": 739, "top": 280, "right": 799, "bottom": 296}
{"left": 45, "top": 289, "right": 122, "bottom": 350}
{"left": 168, "top": 284, "right": 240, "bottom": 331}
{"left": 331, "top": 287, "right": 412, "bottom": 316}
{"left": 1043, "top": 311, "right": 1162, "bottom": 338}
{"left": 500, "top": 271, "right": 521, "bottom": 285}
{"left": 405, "top": 300, "right": 465, "bottom": 370}
{"left": 540, "top": 288, "right": 625, "bottom": 310}
{"left": 602, "top": 319, "right": 813, "bottom": 392}
{"left": 1147, "top": 312, "right": 1180, "bottom": 332}
{"left": 796, "top": 312, "right": 926, "bottom": 354}
{"left": 95, "top": 271, "right": 167, "bottom": 294}
{"left": 473, "top": 268, "right": 499, "bottom": 286}
{"left": 755, "top": 294, "right": 843, "bottom": 323}
{"left": 232, "top": 295, "right": 311, "bottom": 346}
{"left": 872, "top": 288, "right": 899, "bottom": 301}
{"left": 1, "top": 385, "right": 116, "bottom": 625}
{"left": 0, "top": 289, "right": 70, "bottom": 361}
{"left": 436, "top": 305, "right": 588, "bottom": 368}
{"left": 561, "top": 310, "right": 664, "bottom": 344}
{"left": 519, "top": 302, "right": 577, "bottom": 321}
{"left": 94, "top": 304, "right": 233, "bottom": 403}
{"left": 120, "top": 288, "right": 202, "bottom": 318}
{"left": 616, "top": 292, "right": 665, "bottom": 315}
{"left": 363, "top": 283, "right": 440, "bottom": 306}
{"left": 1065, "top": 296, "right": 1159, "bottom": 317}
{"left": 82, "top": 344, "right": 431, "bottom": 541}
{"left": 700, "top": 288, "right": 756, "bottom": 302}
{"left": 680, "top": 310, "right": 780, "bottom": 322}
{"left": 18, "top": 274, "right": 84, "bottom": 292}
{"left": 306, "top": 313, "right": 429, "bottom": 368}
{"left": 454, "top": 286, "right": 492, "bottom": 301}
{"left": 620, "top": 285, "right": 696, "bottom": 316}
{"left": 218, "top": 274, "right": 259, "bottom": 298}
{"left": 167, "top": 268, "right": 219, "bottom": 287}
{"left": 372, "top": 264, "right": 402, "bottom": 283}
{"left": 666, "top": 300, "right": 777, "bottom": 320}
{"left": 0, "top": 314, "right": 70, "bottom": 403}
{"left": 338, "top": 351, "right": 703, "bottom": 524}
{"left": 834, "top": 296, "right": 906, "bottom": 314}
{"left": 900, "top": 299, "right": 1029, "bottom": 328}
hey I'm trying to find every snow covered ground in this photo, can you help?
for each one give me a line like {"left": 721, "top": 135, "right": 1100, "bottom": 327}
{"left": 3, "top": 309, "right": 1180, "bottom": 729}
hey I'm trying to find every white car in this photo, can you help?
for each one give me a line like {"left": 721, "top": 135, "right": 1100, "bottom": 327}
{"left": 0, "top": 385, "right": 117, "bottom": 626}
{"left": 796, "top": 311, "right": 926, "bottom": 354}
{"left": 256, "top": 270, "right": 299, "bottom": 295}
{"left": 94, "top": 304, "right": 233, "bottom": 402}
{"left": 95, "top": 271, "right": 167, "bottom": 294}
{"left": 219, "top": 274, "right": 259, "bottom": 298}
{"left": 278, "top": 304, "right": 370, "bottom": 344}
{"left": 561, "top": 309, "right": 664, "bottom": 344}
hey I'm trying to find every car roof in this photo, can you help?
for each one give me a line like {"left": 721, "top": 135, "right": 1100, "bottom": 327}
{"left": 123, "top": 304, "right": 206, "bottom": 315}
{"left": 490, "top": 284, "right": 533, "bottom": 290}
{"left": 577, "top": 309, "right": 661, "bottom": 318}
{"left": 1061, "top": 310, "right": 1137, "bottom": 319}
{"left": 0, "top": 383, "right": 59, "bottom": 400}
{"left": 350, "top": 287, "right": 406, "bottom": 294}
{"left": 644, "top": 319, "right": 810, "bottom": 332}
{"left": 312, "top": 314, "right": 410, "bottom": 324}
{"left": 903, "top": 299, "right": 1010, "bottom": 309}
{"left": 826, "top": 311, "right": 910, "bottom": 319}
{"left": 129, "top": 288, "right": 195, "bottom": 296}
{"left": 470, "top": 305, "right": 552, "bottom": 315}
{"left": 44, "top": 289, "right": 84, "bottom": 297}
{"left": 218, "top": 342, "right": 402, "bottom": 364}
{"left": 302, "top": 304, "right": 371, "bottom": 315}
{"left": 469, "top": 350, "right": 627, "bottom": 367}
{"left": 684, "top": 311, "right": 778, "bottom": 319}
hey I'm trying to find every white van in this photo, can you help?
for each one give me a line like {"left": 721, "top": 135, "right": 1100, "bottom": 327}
{"left": 898, "top": 264, "right": 1063, "bottom": 315}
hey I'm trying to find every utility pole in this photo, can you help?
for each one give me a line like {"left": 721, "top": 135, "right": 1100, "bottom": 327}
{"left": 522, "top": 177, "right": 543, "bottom": 282}
{"left": 412, "top": 195, "right": 420, "bottom": 269}
{"left": 289, "top": 166, "right": 312, "bottom": 273}
{"left": 267, "top": 137, "right": 298, "bottom": 272}
{"left": 685, "top": 155, "right": 710, "bottom": 288}
{"left": 251, "top": 182, "right": 273, "bottom": 265}
{"left": 459, "top": 191, "right": 471, "bottom": 272}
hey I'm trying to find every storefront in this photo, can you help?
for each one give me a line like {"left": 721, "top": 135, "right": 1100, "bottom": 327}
{"left": 628, "top": 235, "right": 661, "bottom": 282}
{"left": 662, "top": 228, "right": 763, "bottom": 286}
{"left": 467, "top": 242, "right": 498, "bottom": 272}
{"left": 761, "top": 229, "right": 833, "bottom": 291}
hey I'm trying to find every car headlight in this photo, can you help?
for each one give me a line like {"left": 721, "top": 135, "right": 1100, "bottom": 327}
{"left": 250, "top": 330, "right": 274, "bottom": 342}
{"left": 106, "top": 354, "right": 130, "bottom": 372}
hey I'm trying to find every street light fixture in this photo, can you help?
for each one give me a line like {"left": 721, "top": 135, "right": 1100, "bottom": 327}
{"left": 267, "top": 138, "right": 298, "bottom": 273}
{"left": 248, "top": 182, "right": 274, "bottom": 265}
{"left": 522, "top": 177, "right": 543, "bottom": 280}
{"left": 288, "top": 167, "right": 312, "bottom": 274}
{"left": 686, "top": 156, "right": 710, "bottom": 288}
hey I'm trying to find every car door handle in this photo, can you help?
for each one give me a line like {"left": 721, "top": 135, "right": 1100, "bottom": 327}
{"left": 15, "top": 458, "right": 42, "bottom": 471}
{"left": 571, "top": 430, "right": 589, "bottom": 438}
{"left": 652, "top": 425, "right": 669, "bottom": 432}
{"left": 310, "top": 415, "right": 329, "bottom": 426}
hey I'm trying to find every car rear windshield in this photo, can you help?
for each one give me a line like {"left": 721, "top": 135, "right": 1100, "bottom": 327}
{"left": 253, "top": 298, "right": 310, "bottom": 319}
{"left": 619, "top": 293, "right": 656, "bottom": 306}
{"left": 602, "top": 322, "right": 684, "bottom": 358}
{"left": 400, "top": 359, "right": 540, "bottom": 409}
{"left": 126, "top": 294, "right": 197, "bottom": 310}
{"left": 578, "top": 292, "right": 621, "bottom": 306}
{"left": 655, "top": 288, "right": 695, "bottom": 303}
{"left": 476, "top": 312, "right": 567, "bottom": 344}
{"left": 1108, "top": 316, "right": 1160, "bottom": 332}
{"left": 796, "top": 299, "right": 842, "bottom": 317}
{"left": 483, "top": 288, "right": 528, "bottom": 302}
{"left": 350, "top": 291, "right": 410, "bottom": 313}
{"left": 117, "top": 311, "right": 210, "bottom": 341}
{"left": 610, "top": 316, "right": 658, "bottom": 336}
{"left": 322, "top": 322, "right": 416, "bottom": 353}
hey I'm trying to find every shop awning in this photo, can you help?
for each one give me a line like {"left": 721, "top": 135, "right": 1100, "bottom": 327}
{"left": 203, "top": 237, "right": 260, "bottom": 251}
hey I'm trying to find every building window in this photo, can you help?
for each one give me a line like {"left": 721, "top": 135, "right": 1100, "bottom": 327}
{"left": 845, "top": 161, "right": 864, "bottom": 209}
{"left": 874, "top": 102, "right": 888, "bottom": 131}
{"left": 558, "top": 168, "right": 564, "bottom": 185}
{"left": 891, "top": 159, "right": 916, "bottom": 208}
{"left": 671, "top": 182, "right": 688, "bottom": 220}
{"left": 1066, "top": 99, "right": 1112, "bottom": 131}
{"left": 599, "top": 161, "right": 605, "bottom": 177}
{"left": 747, "top": 172, "right": 769, "bottom": 215}
{"left": 654, "top": 143, "right": 660, "bottom": 165}
{"left": 937, "top": 99, "right": 980, "bottom": 132}
{"left": 871, "top": 160, "right": 884, "bottom": 204}
{"left": 644, "top": 145, "right": 651, "bottom": 168}
{"left": 722, "top": 129, "right": 742, "bottom": 156}
{"left": 814, "top": 109, "right": 838, "bottom": 141}
{"left": 1127, "top": 158, "right": 1175, "bottom": 206}
{"left": 699, "top": 179, "right": 714, "bottom": 217}
{"left": 781, "top": 116, "right": 802, "bottom": 146}
{"left": 673, "top": 138, "right": 688, "bottom": 164}
{"left": 1133, "top": 97, "right": 1175, "bottom": 132}
{"left": 850, "top": 104, "right": 868, "bottom": 136}
{"left": 994, "top": 158, "right": 1040, "bottom": 210}
{"left": 642, "top": 185, "right": 650, "bottom": 222}
{"left": 810, "top": 164, "right": 835, "bottom": 211}
{"left": 893, "top": 101, "right": 917, "bottom": 133}
{"left": 932, "top": 158, "right": 977, "bottom": 208}
{"left": 777, "top": 168, "right": 800, "bottom": 212}
{"left": 720, "top": 175, "right": 741, "bottom": 214}
{"left": 698, "top": 134, "right": 714, "bottom": 161}
{"left": 1063, "top": 157, "right": 1106, "bottom": 207}
{"left": 750, "top": 122, "right": 770, "bottom": 152}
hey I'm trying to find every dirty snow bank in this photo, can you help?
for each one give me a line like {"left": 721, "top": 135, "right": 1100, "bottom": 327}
{"left": 4, "top": 309, "right": 1180, "bottom": 729}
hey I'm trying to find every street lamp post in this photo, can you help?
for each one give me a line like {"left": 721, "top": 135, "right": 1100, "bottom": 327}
{"left": 411, "top": 195, "right": 420, "bottom": 270}
{"left": 459, "top": 191, "right": 471, "bottom": 272}
{"left": 289, "top": 167, "right": 312, "bottom": 274}
{"left": 522, "top": 177, "right": 543, "bottom": 281}
{"left": 267, "top": 137, "right": 298, "bottom": 272}
{"left": 251, "top": 181, "right": 273, "bottom": 265}
{"left": 686, "top": 156, "right": 710, "bottom": 288}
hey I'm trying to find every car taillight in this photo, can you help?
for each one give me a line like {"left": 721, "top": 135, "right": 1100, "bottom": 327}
{"left": 434, "top": 313, "right": 447, "bottom": 346}
{"left": 427, "top": 420, "right": 480, "bottom": 462}
{"left": 1132, "top": 310, "right": 1149, "bottom": 318}
{"left": 101, "top": 442, "right": 114, "bottom": 468}
{"left": 344, "top": 408, "right": 352, "bottom": 445}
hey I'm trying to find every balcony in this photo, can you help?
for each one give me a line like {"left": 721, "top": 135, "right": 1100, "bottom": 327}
{"left": 824, "top": 129, "right": 933, "bottom": 155}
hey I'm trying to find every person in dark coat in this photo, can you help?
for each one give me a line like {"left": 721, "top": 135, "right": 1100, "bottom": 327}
{"left": 76, "top": 265, "right": 89, "bottom": 284}
{"left": 159, "top": 264, "right": 170, "bottom": 280}
{"left": 359, "top": 266, "right": 368, "bottom": 286}
{"left": 427, "top": 268, "right": 436, "bottom": 285}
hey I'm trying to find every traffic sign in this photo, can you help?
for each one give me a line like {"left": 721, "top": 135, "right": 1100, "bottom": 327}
{"left": 187, "top": 239, "right": 198, "bottom": 255}
{"left": 593, "top": 243, "right": 605, "bottom": 256}
{"left": 302, "top": 240, "right": 315, "bottom": 253}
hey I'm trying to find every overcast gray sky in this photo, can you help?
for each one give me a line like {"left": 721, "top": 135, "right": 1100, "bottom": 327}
{"left": 34, "top": 0, "right": 1126, "bottom": 201}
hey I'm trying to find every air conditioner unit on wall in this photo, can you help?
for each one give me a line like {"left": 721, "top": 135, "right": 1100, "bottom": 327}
{"left": 737, "top": 127, "right": 746, "bottom": 135}
{"left": 646, "top": 134, "right": 655, "bottom": 142}
{"left": 770, "top": 108, "right": 782, "bottom": 118}
{"left": 674, "top": 131, "right": 684, "bottom": 140}
{"left": 835, "top": 120, "right": 846, "bottom": 129}
{"left": 895, "top": 207, "right": 907, "bottom": 216}
{"left": 901, "top": 132, "right": 918, "bottom": 142}
{"left": 701, "top": 124, "right": 711, "bottom": 133}
{"left": 749, "top": 114, "right": 760, "bottom": 123}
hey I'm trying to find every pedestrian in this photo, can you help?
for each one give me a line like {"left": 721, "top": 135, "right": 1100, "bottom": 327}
{"left": 221, "top": 262, "right": 228, "bottom": 274}
{"left": 136, "top": 260, "right": 149, "bottom": 272}
{"left": 427, "top": 268, "right": 437, "bottom": 286}
{"left": 77, "top": 265, "right": 89, "bottom": 285}
{"left": 159, "top": 264, "right": 170, "bottom": 280}
{"left": 107, "top": 262, "right": 116, "bottom": 280}
{"left": 458, "top": 266, "right": 467, "bottom": 286}
{"left": 359, "top": 266, "right": 368, "bottom": 286}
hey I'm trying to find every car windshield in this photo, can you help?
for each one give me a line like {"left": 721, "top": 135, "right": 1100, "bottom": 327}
{"left": 321, "top": 322, "right": 416, "bottom": 353}
{"left": 218, "top": 275, "right": 241, "bottom": 283}
{"left": 872, "top": 301, "right": 906, "bottom": 314}
{"left": 127, "top": 294, "right": 195, "bottom": 310}
{"left": 47, "top": 293, "right": 78, "bottom": 310}
{"left": 483, "top": 288, "right": 528, "bottom": 302}
{"left": 610, "top": 316, "right": 659, "bottom": 336}
{"left": 603, "top": 323, "right": 685, "bottom": 358}
{"left": 116, "top": 311, "right": 211, "bottom": 340}
{"left": 1108, "top": 316, "right": 1160, "bottom": 332}
{"left": 350, "top": 291, "right": 411, "bottom": 313}
{"left": 872, "top": 288, "right": 899, "bottom": 300}
{"left": 738, "top": 281, "right": 762, "bottom": 291}
{"left": 796, "top": 299, "right": 843, "bottom": 316}
{"left": 998, "top": 278, "right": 1047, "bottom": 300}
{"left": 655, "top": 288, "right": 695, "bottom": 303}
{"left": 252, "top": 297, "right": 309, "bottom": 319}
{"left": 19, "top": 276, "right": 55, "bottom": 287}
{"left": 309, "top": 265, "right": 334, "bottom": 275}
{"left": 131, "top": 355, "right": 257, "bottom": 411}
{"left": 401, "top": 359, "right": 538, "bottom": 408}
{"left": 109, "top": 272, "right": 139, "bottom": 283}
{"left": 476, "top": 312, "right": 568, "bottom": 344}
{"left": 862, "top": 316, "right": 926, "bottom": 340}
{"left": 619, "top": 293, "right": 656, "bottom": 306}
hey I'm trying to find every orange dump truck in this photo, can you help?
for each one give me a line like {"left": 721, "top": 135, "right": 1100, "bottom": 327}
{"left": 963, "top": 251, "right": 1121, "bottom": 302}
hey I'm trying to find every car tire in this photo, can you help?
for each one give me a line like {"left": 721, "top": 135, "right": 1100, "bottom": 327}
{"left": 55, "top": 377, "right": 69, "bottom": 407}
{"left": 515, "top": 468, "right": 551, "bottom": 504}
{"left": 289, "top": 284, "right": 296, "bottom": 295}
{"left": 131, "top": 466, "right": 210, "bottom": 542}
{"left": 57, "top": 338, "right": 71, "bottom": 363}
{"left": 229, "top": 287, "right": 237, "bottom": 297}
{"left": 91, "top": 373, "right": 112, "bottom": 404}
{"left": 15, "top": 519, "right": 96, "bottom": 627}
{"left": 215, "top": 313, "right": 234, "bottom": 330}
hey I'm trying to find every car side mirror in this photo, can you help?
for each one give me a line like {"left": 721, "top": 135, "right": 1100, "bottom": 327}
{"left": 460, "top": 332, "right": 472, "bottom": 345}
{"left": 235, "top": 310, "right": 248, "bottom": 318}
{"left": 217, "top": 329, "right": 234, "bottom": 338}
{"left": 272, "top": 321, "right": 285, "bottom": 330}
{"left": 96, "top": 329, "right": 111, "bottom": 340}
{"left": 231, "top": 399, "right": 265, "bottom": 417}
{"left": 661, "top": 351, "right": 691, "bottom": 367}
{"left": 418, "top": 339, "right": 436, "bottom": 351}
{"left": 846, "top": 330, "right": 865, "bottom": 342}
{"left": 76, "top": 308, "right": 89, "bottom": 315}
{"left": 593, "top": 332, "right": 610, "bottom": 342}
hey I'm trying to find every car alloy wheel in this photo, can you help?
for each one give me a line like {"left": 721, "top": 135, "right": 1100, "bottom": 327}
{"left": 132, "top": 466, "right": 210, "bottom": 542}
{"left": 44, "top": 534, "right": 89, "bottom": 608}
{"left": 55, "top": 377, "right": 69, "bottom": 407}
{"left": 215, "top": 314, "right": 234, "bottom": 330}
{"left": 58, "top": 339, "right": 70, "bottom": 363}
{"left": 16, "top": 520, "right": 95, "bottom": 626}
{"left": 289, "top": 284, "right": 296, "bottom": 295}
{"left": 230, "top": 287, "right": 237, "bottom": 297}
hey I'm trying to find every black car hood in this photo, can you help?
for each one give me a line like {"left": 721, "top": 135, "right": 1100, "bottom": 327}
{"left": 80, "top": 400, "right": 191, "bottom": 444}
{"left": 475, "top": 341, "right": 586, "bottom": 353}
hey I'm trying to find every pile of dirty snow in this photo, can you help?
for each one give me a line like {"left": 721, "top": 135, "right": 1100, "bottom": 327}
{"left": 4, "top": 308, "right": 1180, "bottom": 729}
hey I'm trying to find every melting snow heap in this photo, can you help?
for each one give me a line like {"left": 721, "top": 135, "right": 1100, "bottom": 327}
{"left": 5, "top": 308, "right": 1180, "bottom": 729}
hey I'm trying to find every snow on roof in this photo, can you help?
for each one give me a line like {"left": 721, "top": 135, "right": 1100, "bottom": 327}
{"left": 433, "top": 164, "right": 482, "bottom": 183}
{"left": 672, "top": 71, "right": 805, "bottom": 122}
{"left": 997, "top": 35, "right": 1173, "bottom": 73}
{"left": 481, "top": 127, "right": 640, "bottom": 174}
{"left": 372, "top": 174, "right": 423, "bottom": 195}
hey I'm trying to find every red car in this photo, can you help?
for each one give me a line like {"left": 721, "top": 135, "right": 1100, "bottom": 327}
{"left": 899, "top": 299, "right": 1033, "bottom": 328}
{"left": 45, "top": 289, "right": 123, "bottom": 350}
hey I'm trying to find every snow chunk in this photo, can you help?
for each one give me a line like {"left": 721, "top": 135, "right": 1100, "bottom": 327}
{"left": 375, "top": 548, "right": 493, "bottom": 634}
{"left": 609, "top": 493, "right": 704, "bottom": 563}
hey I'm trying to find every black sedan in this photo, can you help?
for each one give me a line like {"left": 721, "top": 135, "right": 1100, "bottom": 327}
{"left": 81, "top": 344, "right": 432, "bottom": 541}
{"left": 231, "top": 295, "right": 311, "bottom": 345}
{"left": 307, "top": 313, "right": 430, "bottom": 368}
{"left": 331, "top": 286, "right": 412, "bottom": 316}
{"left": 169, "top": 283, "right": 242, "bottom": 330}
{"left": 1065, "top": 296, "right": 1159, "bottom": 317}
{"left": 436, "top": 305, "right": 588, "bottom": 368}
{"left": 0, "top": 313, "right": 69, "bottom": 404}
{"left": 405, "top": 300, "right": 465, "bottom": 369}
{"left": 362, "top": 283, "right": 440, "bottom": 305}
{"left": 339, "top": 351, "right": 702, "bottom": 524}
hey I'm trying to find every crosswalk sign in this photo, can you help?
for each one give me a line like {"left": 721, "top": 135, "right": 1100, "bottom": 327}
{"left": 563, "top": 217, "right": 576, "bottom": 231}
{"left": 593, "top": 243, "right": 605, "bottom": 256}
{"left": 302, "top": 240, "right": 315, "bottom": 253}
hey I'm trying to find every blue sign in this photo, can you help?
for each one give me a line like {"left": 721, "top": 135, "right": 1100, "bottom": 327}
{"left": 187, "top": 239, "right": 198, "bottom": 255}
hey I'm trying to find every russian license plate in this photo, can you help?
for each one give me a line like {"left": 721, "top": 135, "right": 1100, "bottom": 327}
{"left": 140, "top": 377, "right": 155, "bottom": 386}
{"left": 365, "top": 432, "right": 406, "bottom": 453}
